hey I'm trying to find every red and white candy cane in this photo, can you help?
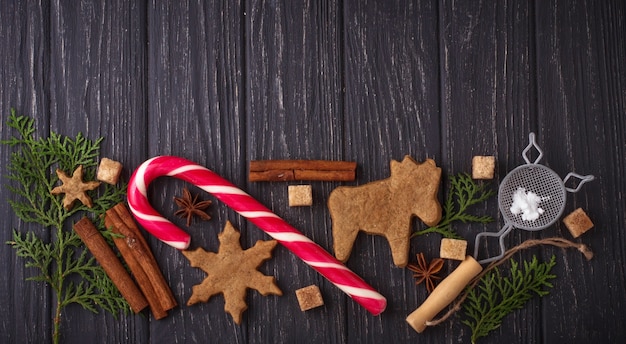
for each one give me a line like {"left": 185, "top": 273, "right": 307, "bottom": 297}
{"left": 127, "top": 156, "right": 387, "bottom": 315}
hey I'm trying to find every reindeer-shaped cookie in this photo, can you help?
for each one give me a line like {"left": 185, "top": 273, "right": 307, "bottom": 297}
{"left": 328, "top": 156, "right": 442, "bottom": 267}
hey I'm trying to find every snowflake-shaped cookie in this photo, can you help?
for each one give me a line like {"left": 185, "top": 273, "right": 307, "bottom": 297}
{"left": 183, "top": 221, "right": 282, "bottom": 324}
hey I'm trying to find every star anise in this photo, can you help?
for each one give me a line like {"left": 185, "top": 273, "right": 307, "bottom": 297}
{"left": 407, "top": 253, "right": 444, "bottom": 293}
{"left": 174, "top": 187, "right": 212, "bottom": 227}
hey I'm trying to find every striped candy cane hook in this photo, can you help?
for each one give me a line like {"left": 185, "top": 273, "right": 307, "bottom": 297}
{"left": 127, "top": 156, "right": 387, "bottom": 315}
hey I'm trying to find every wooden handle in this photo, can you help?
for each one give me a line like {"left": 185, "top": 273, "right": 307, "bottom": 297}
{"left": 406, "top": 255, "right": 482, "bottom": 333}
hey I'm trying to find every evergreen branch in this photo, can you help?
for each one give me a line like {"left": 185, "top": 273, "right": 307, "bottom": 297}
{"left": 414, "top": 173, "right": 495, "bottom": 239}
{"left": 462, "top": 255, "right": 557, "bottom": 343}
{"left": 8, "top": 230, "right": 54, "bottom": 285}
{"left": 3, "top": 110, "right": 130, "bottom": 344}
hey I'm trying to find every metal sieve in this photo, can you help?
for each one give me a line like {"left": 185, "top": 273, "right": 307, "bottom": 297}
{"left": 407, "top": 132, "right": 595, "bottom": 332}
{"left": 474, "top": 132, "right": 594, "bottom": 264}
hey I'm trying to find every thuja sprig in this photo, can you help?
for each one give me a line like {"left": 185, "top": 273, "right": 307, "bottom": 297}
{"left": 462, "top": 255, "right": 557, "bottom": 343}
{"left": 3, "top": 109, "right": 129, "bottom": 344}
{"left": 413, "top": 173, "right": 495, "bottom": 239}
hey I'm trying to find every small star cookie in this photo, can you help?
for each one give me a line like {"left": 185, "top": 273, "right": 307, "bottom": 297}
{"left": 50, "top": 165, "right": 101, "bottom": 210}
{"left": 183, "top": 221, "right": 282, "bottom": 324}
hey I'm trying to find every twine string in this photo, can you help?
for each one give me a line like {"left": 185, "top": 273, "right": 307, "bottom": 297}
{"left": 425, "top": 237, "right": 593, "bottom": 327}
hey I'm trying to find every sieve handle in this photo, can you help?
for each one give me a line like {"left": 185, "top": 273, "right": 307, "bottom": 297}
{"left": 563, "top": 172, "right": 595, "bottom": 193}
{"left": 522, "top": 132, "right": 544, "bottom": 165}
{"left": 474, "top": 223, "right": 515, "bottom": 265}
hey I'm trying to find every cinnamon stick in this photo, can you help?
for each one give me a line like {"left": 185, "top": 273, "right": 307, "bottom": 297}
{"left": 105, "top": 203, "right": 177, "bottom": 319}
{"left": 73, "top": 217, "right": 148, "bottom": 313}
{"left": 103, "top": 211, "right": 166, "bottom": 319}
{"left": 249, "top": 160, "right": 357, "bottom": 182}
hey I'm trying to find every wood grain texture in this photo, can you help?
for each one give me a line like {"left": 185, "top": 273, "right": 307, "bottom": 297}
{"left": 342, "top": 0, "right": 442, "bottom": 342}
{"left": 1, "top": 0, "right": 625, "bottom": 343}
{"left": 439, "top": 1, "right": 539, "bottom": 342}
{"left": 535, "top": 1, "right": 626, "bottom": 343}
{"left": 0, "top": 2, "right": 51, "bottom": 343}
{"left": 246, "top": 1, "right": 347, "bottom": 343}
{"left": 45, "top": 0, "right": 150, "bottom": 342}
{"left": 147, "top": 1, "right": 247, "bottom": 342}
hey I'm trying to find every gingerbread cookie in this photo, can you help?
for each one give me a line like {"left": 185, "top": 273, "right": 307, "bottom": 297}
{"left": 182, "top": 221, "right": 282, "bottom": 324}
{"left": 50, "top": 165, "right": 101, "bottom": 210}
{"left": 328, "top": 156, "right": 442, "bottom": 267}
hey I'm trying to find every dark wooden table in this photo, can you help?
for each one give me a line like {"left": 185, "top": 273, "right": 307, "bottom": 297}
{"left": 2, "top": 1, "right": 625, "bottom": 343}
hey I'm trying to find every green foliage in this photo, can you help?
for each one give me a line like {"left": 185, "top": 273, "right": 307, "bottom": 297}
{"left": 414, "top": 172, "right": 495, "bottom": 239}
{"left": 3, "top": 109, "right": 129, "bottom": 344}
{"left": 462, "top": 255, "right": 557, "bottom": 343}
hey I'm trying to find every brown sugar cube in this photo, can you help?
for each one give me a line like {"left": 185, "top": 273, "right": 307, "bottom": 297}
{"left": 472, "top": 156, "right": 496, "bottom": 180}
{"left": 295, "top": 285, "right": 324, "bottom": 311}
{"left": 439, "top": 238, "right": 467, "bottom": 261}
{"left": 563, "top": 208, "right": 594, "bottom": 238}
{"left": 97, "top": 158, "right": 123, "bottom": 185}
{"left": 288, "top": 185, "right": 313, "bottom": 207}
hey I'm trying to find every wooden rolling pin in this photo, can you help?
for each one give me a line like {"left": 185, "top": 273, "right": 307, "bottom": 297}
{"left": 406, "top": 255, "right": 483, "bottom": 333}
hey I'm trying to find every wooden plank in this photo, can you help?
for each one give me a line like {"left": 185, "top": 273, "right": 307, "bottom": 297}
{"left": 535, "top": 1, "right": 626, "bottom": 342}
{"left": 0, "top": 1, "right": 52, "bottom": 343}
{"left": 46, "top": 0, "right": 149, "bottom": 342}
{"left": 438, "top": 0, "right": 538, "bottom": 342}
{"left": 146, "top": 0, "right": 247, "bottom": 342}
{"left": 0, "top": 1, "right": 624, "bottom": 343}
{"left": 342, "top": 0, "right": 441, "bottom": 342}
{"left": 245, "top": 1, "right": 348, "bottom": 343}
